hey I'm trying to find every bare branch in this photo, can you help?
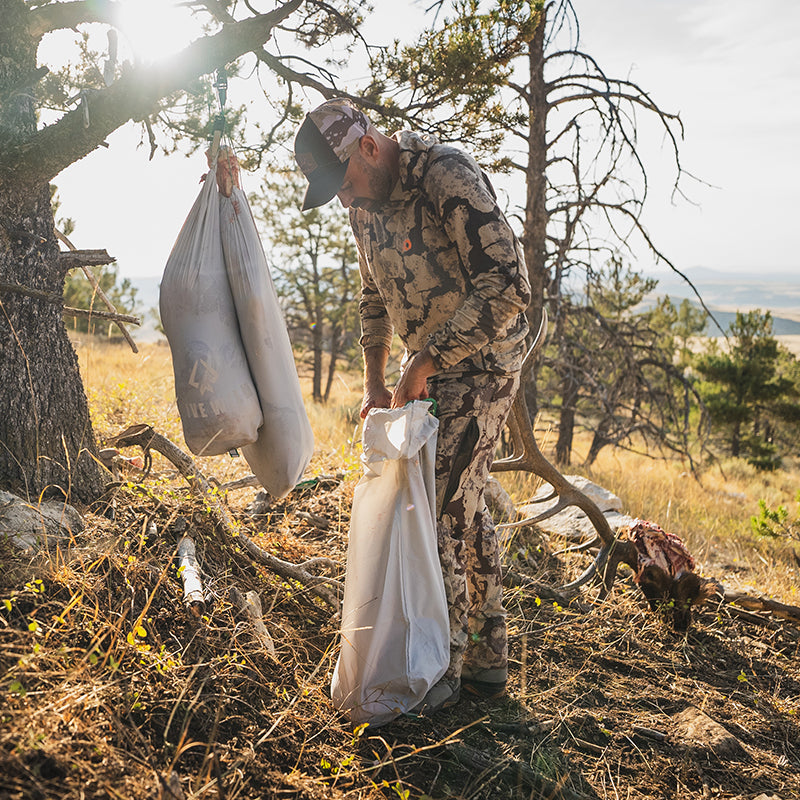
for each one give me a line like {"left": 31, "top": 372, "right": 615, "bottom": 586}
{"left": 57, "top": 248, "right": 115, "bottom": 272}
{"left": 0, "top": 279, "right": 141, "bottom": 326}
{"left": 66, "top": 306, "right": 139, "bottom": 325}
{"left": 4, "top": 0, "right": 304, "bottom": 183}
{"left": 27, "top": 0, "right": 122, "bottom": 39}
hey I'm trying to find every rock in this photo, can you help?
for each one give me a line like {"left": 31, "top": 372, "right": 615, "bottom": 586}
{"left": 671, "top": 706, "right": 747, "bottom": 760}
{"left": 0, "top": 491, "right": 84, "bottom": 551}
{"left": 543, "top": 476, "right": 624, "bottom": 512}
{"left": 516, "top": 476, "right": 634, "bottom": 541}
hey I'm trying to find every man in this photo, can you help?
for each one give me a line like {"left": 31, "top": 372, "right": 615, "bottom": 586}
{"left": 294, "top": 99, "right": 531, "bottom": 715}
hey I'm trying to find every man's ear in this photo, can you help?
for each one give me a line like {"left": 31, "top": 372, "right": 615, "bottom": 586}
{"left": 358, "top": 134, "right": 380, "bottom": 162}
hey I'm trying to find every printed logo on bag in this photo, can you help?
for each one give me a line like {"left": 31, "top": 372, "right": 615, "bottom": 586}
{"left": 188, "top": 358, "right": 218, "bottom": 395}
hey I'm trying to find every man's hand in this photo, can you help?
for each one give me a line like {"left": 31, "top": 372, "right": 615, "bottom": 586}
{"left": 391, "top": 348, "right": 436, "bottom": 408}
{"left": 360, "top": 383, "right": 393, "bottom": 419}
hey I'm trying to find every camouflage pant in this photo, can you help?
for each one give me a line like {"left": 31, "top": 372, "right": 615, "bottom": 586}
{"left": 428, "top": 371, "right": 519, "bottom": 684}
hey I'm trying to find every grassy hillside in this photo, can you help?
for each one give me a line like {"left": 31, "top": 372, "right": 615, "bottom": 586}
{"left": 1, "top": 339, "right": 798, "bottom": 800}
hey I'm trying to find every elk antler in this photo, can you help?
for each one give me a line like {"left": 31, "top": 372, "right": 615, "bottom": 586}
{"left": 491, "top": 311, "right": 638, "bottom": 596}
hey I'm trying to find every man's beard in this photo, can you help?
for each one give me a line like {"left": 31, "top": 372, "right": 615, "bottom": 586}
{"left": 353, "top": 160, "right": 394, "bottom": 211}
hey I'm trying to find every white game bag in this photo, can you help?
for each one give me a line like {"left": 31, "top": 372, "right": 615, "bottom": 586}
{"left": 160, "top": 171, "right": 263, "bottom": 456}
{"left": 219, "top": 188, "right": 315, "bottom": 498}
{"left": 331, "top": 402, "right": 450, "bottom": 727}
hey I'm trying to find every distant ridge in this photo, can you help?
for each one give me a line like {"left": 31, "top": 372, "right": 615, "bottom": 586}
{"left": 693, "top": 306, "right": 800, "bottom": 336}
{"left": 647, "top": 266, "right": 800, "bottom": 317}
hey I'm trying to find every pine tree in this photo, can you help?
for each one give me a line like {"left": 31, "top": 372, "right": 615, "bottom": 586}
{"left": 694, "top": 310, "right": 798, "bottom": 468}
{"left": 366, "top": 0, "right": 705, "bottom": 465}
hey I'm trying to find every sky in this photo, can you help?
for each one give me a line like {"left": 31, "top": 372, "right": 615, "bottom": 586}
{"left": 47, "top": 0, "right": 800, "bottom": 285}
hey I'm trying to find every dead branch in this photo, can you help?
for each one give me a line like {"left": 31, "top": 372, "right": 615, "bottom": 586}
{"left": 176, "top": 536, "right": 205, "bottom": 615}
{"left": 214, "top": 475, "right": 261, "bottom": 492}
{"left": 57, "top": 248, "right": 116, "bottom": 271}
{"left": 0, "top": 279, "right": 64, "bottom": 306}
{"left": 68, "top": 306, "right": 140, "bottom": 324}
{"left": 56, "top": 229, "right": 138, "bottom": 352}
{"left": 0, "top": 279, "right": 140, "bottom": 326}
{"left": 723, "top": 589, "right": 800, "bottom": 628}
{"left": 106, "top": 424, "right": 342, "bottom": 610}
{"left": 229, "top": 586, "right": 277, "bottom": 657}
{"left": 503, "top": 569, "right": 570, "bottom": 605}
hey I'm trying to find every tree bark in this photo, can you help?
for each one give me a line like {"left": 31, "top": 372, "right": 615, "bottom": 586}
{"left": 555, "top": 371, "right": 578, "bottom": 466}
{"left": 521, "top": 10, "right": 548, "bottom": 418}
{"left": 323, "top": 325, "right": 341, "bottom": 404}
{"left": 0, "top": 0, "right": 302, "bottom": 504}
{"left": 312, "top": 303, "right": 324, "bottom": 403}
{"left": 0, "top": 1, "right": 105, "bottom": 502}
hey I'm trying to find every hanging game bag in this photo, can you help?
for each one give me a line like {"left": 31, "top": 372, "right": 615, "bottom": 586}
{"left": 331, "top": 401, "right": 450, "bottom": 728}
{"left": 219, "top": 187, "right": 314, "bottom": 498}
{"left": 160, "top": 170, "right": 262, "bottom": 456}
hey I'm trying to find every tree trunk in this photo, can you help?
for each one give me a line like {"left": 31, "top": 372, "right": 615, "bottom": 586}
{"left": 731, "top": 419, "right": 741, "bottom": 458}
{"left": 0, "top": 2, "right": 105, "bottom": 503}
{"left": 555, "top": 371, "right": 578, "bottom": 466}
{"left": 521, "top": 9, "right": 548, "bottom": 418}
{"left": 584, "top": 420, "right": 612, "bottom": 468}
{"left": 312, "top": 304, "right": 324, "bottom": 403}
{"left": 323, "top": 324, "right": 341, "bottom": 404}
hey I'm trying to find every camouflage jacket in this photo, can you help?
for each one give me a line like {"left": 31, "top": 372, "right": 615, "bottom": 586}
{"left": 351, "top": 131, "right": 531, "bottom": 376}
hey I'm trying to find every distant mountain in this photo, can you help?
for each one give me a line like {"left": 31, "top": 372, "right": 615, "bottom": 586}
{"left": 647, "top": 266, "right": 800, "bottom": 316}
{"left": 695, "top": 307, "right": 800, "bottom": 336}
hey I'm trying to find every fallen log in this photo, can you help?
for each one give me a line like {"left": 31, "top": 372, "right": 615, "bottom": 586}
{"left": 723, "top": 588, "right": 800, "bottom": 628}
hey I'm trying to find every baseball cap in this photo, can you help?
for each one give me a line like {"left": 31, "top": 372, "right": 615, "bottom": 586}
{"left": 294, "top": 99, "right": 369, "bottom": 210}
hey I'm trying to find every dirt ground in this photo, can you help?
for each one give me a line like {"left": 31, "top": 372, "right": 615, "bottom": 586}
{"left": 1, "top": 476, "right": 798, "bottom": 800}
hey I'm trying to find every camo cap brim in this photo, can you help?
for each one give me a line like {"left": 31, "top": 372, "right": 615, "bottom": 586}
{"left": 294, "top": 99, "right": 369, "bottom": 210}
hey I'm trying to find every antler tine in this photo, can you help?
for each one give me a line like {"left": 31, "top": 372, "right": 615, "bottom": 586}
{"left": 520, "top": 308, "right": 548, "bottom": 377}
{"left": 491, "top": 309, "right": 639, "bottom": 591}
{"left": 493, "top": 389, "right": 618, "bottom": 550}
{"left": 497, "top": 494, "right": 574, "bottom": 531}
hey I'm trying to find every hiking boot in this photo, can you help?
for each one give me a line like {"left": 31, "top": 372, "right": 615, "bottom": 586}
{"left": 407, "top": 677, "right": 461, "bottom": 717}
{"left": 461, "top": 676, "right": 507, "bottom": 700}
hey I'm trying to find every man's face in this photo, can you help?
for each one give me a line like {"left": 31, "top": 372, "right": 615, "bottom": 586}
{"left": 336, "top": 148, "right": 394, "bottom": 211}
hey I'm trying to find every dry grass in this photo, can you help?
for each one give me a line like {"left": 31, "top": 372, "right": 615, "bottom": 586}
{"left": 1, "top": 337, "right": 798, "bottom": 800}
{"left": 73, "top": 337, "right": 366, "bottom": 486}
